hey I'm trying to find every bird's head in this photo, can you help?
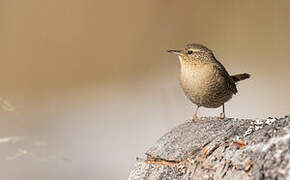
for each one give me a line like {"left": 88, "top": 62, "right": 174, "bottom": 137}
{"left": 168, "top": 44, "right": 213, "bottom": 64}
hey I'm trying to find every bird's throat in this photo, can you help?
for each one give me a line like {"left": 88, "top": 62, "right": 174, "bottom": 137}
{"left": 179, "top": 58, "right": 215, "bottom": 86}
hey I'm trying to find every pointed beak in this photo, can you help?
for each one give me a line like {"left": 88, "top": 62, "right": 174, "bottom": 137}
{"left": 167, "top": 49, "right": 182, "bottom": 55}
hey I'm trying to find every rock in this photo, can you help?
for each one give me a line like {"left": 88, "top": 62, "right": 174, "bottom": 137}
{"left": 128, "top": 116, "right": 290, "bottom": 180}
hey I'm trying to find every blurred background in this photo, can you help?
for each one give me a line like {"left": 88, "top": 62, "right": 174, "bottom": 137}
{"left": 1, "top": 0, "right": 290, "bottom": 179}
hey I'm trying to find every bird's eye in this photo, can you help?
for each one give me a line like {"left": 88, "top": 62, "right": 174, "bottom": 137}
{"left": 187, "top": 50, "right": 193, "bottom": 55}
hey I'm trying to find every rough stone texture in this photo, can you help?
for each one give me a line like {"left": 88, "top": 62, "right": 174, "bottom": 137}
{"left": 129, "top": 116, "right": 290, "bottom": 180}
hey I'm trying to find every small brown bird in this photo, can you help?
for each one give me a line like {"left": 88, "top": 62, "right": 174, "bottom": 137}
{"left": 168, "top": 44, "right": 250, "bottom": 120}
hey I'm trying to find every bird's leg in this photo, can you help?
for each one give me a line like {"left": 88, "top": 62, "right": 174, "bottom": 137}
{"left": 193, "top": 106, "right": 200, "bottom": 120}
{"left": 220, "top": 104, "right": 225, "bottom": 119}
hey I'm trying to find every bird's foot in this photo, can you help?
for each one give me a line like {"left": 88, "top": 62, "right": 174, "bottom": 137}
{"left": 193, "top": 115, "right": 199, "bottom": 121}
{"left": 219, "top": 112, "right": 225, "bottom": 120}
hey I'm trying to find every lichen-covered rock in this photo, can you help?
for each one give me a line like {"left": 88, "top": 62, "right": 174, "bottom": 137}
{"left": 129, "top": 116, "right": 290, "bottom": 180}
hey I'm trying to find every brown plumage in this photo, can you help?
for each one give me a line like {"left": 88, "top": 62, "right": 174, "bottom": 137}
{"left": 168, "top": 44, "right": 250, "bottom": 120}
{"left": 231, "top": 73, "right": 251, "bottom": 83}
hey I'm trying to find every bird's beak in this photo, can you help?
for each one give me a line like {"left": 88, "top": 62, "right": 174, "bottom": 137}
{"left": 167, "top": 49, "right": 183, "bottom": 55}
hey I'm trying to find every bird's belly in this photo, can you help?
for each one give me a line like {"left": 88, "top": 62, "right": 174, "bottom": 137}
{"left": 180, "top": 65, "right": 233, "bottom": 108}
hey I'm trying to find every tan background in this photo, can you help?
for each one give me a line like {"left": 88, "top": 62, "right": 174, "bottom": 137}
{"left": 0, "top": 0, "right": 290, "bottom": 179}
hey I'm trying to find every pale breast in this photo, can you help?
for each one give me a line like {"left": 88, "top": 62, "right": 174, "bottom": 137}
{"left": 179, "top": 60, "right": 233, "bottom": 108}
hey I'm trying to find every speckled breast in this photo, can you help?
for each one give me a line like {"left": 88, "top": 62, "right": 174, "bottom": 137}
{"left": 179, "top": 62, "right": 233, "bottom": 108}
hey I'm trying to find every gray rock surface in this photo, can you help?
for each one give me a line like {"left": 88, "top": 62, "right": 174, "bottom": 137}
{"left": 129, "top": 116, "right": 290, "bottom": 180}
